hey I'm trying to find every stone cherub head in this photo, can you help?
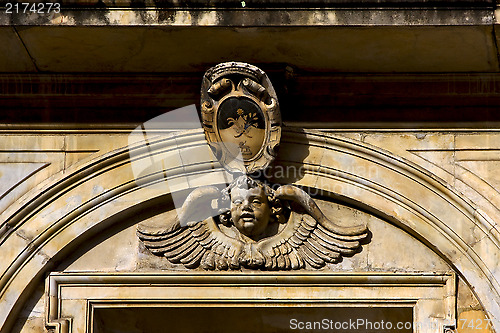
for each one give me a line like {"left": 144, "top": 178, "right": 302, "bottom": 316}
{"left": 218, "top": 176, "right": 286, "bottom": 241}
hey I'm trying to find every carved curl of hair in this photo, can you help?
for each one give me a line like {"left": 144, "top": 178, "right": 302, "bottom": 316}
{"left": 218, "top": 175, "right": 285, "bottom": 226}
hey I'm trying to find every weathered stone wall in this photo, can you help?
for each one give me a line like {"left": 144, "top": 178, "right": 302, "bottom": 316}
{"left": 1, "top": 128, "right": 498, "bottom": 332}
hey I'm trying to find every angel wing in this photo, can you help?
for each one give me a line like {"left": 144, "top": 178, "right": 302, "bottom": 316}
{"left": 137, "top": 217, "right": 245, "bottom": 270}
{"left": 138, "top": 183, "right": 368, "bottom": 271}
{"left": 137, "top": 186, "right": 245, "bottom": 270}
{"left": 255, "top": 185, "right": 368, "bottom": 270}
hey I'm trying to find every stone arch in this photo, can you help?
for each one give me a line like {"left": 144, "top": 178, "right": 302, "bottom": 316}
{"left": 0, "top": 128, "right": 499, "bottom": 332}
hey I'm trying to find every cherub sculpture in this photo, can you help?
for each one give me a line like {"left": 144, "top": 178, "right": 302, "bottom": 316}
{"left": 137, "top": 62, "right": 368, "bottom": 270}
{"left": 137, "top": 175, "right": 368, "bottom": 270}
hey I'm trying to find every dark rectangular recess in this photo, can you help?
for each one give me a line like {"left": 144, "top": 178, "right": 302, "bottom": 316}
{"left": 92, "top": 306, "right": 413, "bottom": 333}
{"left": 3, "top": 73, "right": 500, "bottom": 127}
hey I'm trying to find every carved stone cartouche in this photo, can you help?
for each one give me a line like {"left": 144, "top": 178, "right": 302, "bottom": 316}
{"left": 200, "top": 62, "right": 281, "bottom": 174}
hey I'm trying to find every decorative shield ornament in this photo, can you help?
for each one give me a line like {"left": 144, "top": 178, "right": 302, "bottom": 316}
{"left": 201, "top": 62, "right": 282, "bottom": 174}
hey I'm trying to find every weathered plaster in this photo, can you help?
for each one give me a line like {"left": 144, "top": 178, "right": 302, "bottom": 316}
{"left": 1, "top": 128, "right": 500, "bottom": 332}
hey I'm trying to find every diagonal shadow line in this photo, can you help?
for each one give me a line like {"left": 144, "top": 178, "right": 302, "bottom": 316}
{"left": 0, "top": 162, "right": 50, "bottom": 202}
{"left": 12, "top": 26, "right": 40, "bottom": 72}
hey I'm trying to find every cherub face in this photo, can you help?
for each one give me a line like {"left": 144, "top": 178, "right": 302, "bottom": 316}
{"left": 230, "top": 186, "right": 271, "bottom": 239}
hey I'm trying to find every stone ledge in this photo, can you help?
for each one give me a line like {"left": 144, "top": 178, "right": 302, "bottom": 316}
{"left": 0, "top": 8, "right": 495, "bottom": 26}
{"left": 2, "top": 0, "right": 495, "bottom": 7}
